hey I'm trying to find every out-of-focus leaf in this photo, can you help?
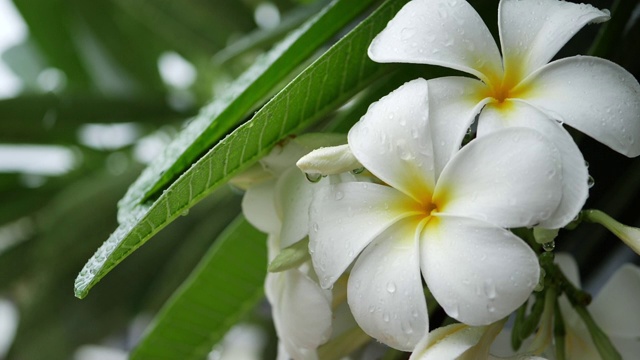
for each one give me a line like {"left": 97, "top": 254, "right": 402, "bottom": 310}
{"left": 74, "top": 0, "right": 409, "bottom": 299}
{"left": 117, "top": 0, "right": 380, "bottom": 222}
{"left": 0, "top": 94, "right": 193, "bottom": 143}
{"left": 12, "top": 0, "right": 93, "bottom": 89}
{"left": 131, "top": 216, "right": 267, "bottom": 360}
{"left": 212, "top": 1, "right": 326, "bottom": 66}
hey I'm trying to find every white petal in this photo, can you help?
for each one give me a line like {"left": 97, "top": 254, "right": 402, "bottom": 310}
{"left": 348, "top": 218, "right": 428, "bottom": 351}
{"left": 266, "top": 268, "right": 332, "bottom": 356}
{"left": 309, "top": 182, "right": 420, "bottom": 289}
{"left": 421, "top": 215, "right": 539, "bottom": 326}
{"left": 275, "top": 167, "right": 314, "bottom": 248}
{"left": 520, "top": 56, "right": 640, "bottom": 157}
{"left": 435, "top": 128, "right": 562, "bottom": 228}
{"left": 499, "top": 0, "right": 609, "bottom": 80}
{"left": 242, "top": 179, "right": 280, "bottom": 234}
{"left": 427, "top": 77, "right": 489, "bottom": 178}
{"left": 348, "top": 78, "right": 436, "bottom": 201}
{"left": 477, "top": 101, "right": 588, "bottom": 228}
{"left": 368, "top": 0, "right": 503, "bottom": 84}
{"left": 590, "top": 264, "right": 640, "bottom": 338}
{"left": 410, "top": 323, "right": 486, "bottom": 360}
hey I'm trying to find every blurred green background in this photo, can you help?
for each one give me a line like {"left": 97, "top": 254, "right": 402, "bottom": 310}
{"left": 0, "top": 0, "right": 638, "bottom": 359}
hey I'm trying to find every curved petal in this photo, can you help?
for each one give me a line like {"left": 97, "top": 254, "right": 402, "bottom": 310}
{"left": 308, "top": 182, "right": 421, "bottom": 289}
{"left": 477, "top": 101, "right": 588, "bottom": 228}
{"left": 435, "top": 128, "right": 562, "bottom": 228}
{"left": 410, "top": 323, "right": 485, "bottom": 360}
{"left": 242, "top": 179, "right": 280, "bottom": 234}
{"left": 266, "top": 269, "right": 332, "bottom": 358}
{"left": 519, "top": 56, "right": 640, "bottom": 157}
{"left": 421, "top": 214, "right": 539, "bottom": 326}
{"left": 368, "top": 0, "right": 503, "bottom": 84}
{"left": 499, "top": 0, "right": 609, "bottom": 80}
{"left": 348, "top": 78, "right": 436, "bottom": 201}
{"left": 275, "top": 167, "right": 314, "bottom": 248}
{"left": 426, "top": 77, "right": 489, "bottom": 178}
{"left": 348, "top": 218, "right": 428, "bottom": 351}
{"left": 590, "top": 264, "right": 640, "bottom": 338}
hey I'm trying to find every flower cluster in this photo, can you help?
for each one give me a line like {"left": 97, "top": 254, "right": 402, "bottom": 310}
{"left": 238, "top": 0, "right": 640, "bottom": 358}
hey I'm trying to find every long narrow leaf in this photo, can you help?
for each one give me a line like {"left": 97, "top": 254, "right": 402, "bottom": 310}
{"left": 117, "top": 0, "right": 379, "bottom": 222}
{"left": 75, "top": 0, "right": 408, "bottom": 298}
{"left": 131, "top": 216, "right": 267, "bottom": 360}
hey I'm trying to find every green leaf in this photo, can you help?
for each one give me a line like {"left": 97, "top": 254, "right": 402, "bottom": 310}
{"left": 117, "top": 0, "right": 380, "bottom": 222}
{"left": 0, "top": 94, "right": 192, "bottom": 143}
{"left": 131, "top": 216, "right": 267, "bottom": 360}
{"left": 74, "top": 0, "right": 408, "bottom": 298}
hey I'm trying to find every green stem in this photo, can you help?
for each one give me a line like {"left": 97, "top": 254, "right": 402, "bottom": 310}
{"left": 553, "top": 298, "right": 566, "bottom": 360}
{"left": 573, "top": 305, "right": 622, "bottom": 360}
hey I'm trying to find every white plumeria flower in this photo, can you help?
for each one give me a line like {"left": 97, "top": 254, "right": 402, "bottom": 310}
{"left": 241, "top": 135, "right": 351, "bottom": 359}
{"left": 554, "top": 255, "right": 640, "bottom": 359}
{"left": 410, "top": 320, "right": 546, "bottom": 360}
{"left": 368, "top": 0, "right": 640, "bottom": 228}
{"left": 308, "top": 78, "right": 565, "bottom": 351}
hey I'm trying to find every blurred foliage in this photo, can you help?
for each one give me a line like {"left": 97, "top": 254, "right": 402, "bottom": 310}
{"left": 0, "top": 0, "right": 638, "bottom": 359}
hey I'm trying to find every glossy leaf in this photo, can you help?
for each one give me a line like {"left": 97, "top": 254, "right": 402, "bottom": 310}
{"left": 131, "top": 216, "right": 267, "bottom": 360}
{"left": 75, "top": 0, "right": 407, "bottom": 298}
{"left": 117, "top": 0, "right": 379, "bottom": 222}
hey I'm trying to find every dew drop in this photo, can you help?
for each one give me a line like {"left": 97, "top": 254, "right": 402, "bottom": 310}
{"left": 383, "top": 312, "right": 390, "bottom": 322}
{"left": 542, "top": 240, "right": 555, "bottom": 252}
{"left": 351, "top": 166, "right": 365, "bottom": 174}
{"left": 386, "top": 282, "right": 397, "bottom": 294}
{"left": 587, "top": 175, "right": 595, "bottom": 188}
{"left": 312, "top": 222, "right": 319, "bottom": 233}
{"left": 400, "top": 27, "right": 416, "bottom": 40}
{"left": 487, "top": 304, "right": 496, "bottom": 313}
{"left": 181, "top": 209, "right": 190, "bottom": 217}
{"left": 305, "top": 173, "right": 322, "bottom": 183}
{"left": 483, "top": 279, "right": 497, "bottom": 300}
{"left": 369, "top": 305, "right": 375, "bottom": 313}
{"left": 334, "top": 191, "right": 344, "bottom": 200}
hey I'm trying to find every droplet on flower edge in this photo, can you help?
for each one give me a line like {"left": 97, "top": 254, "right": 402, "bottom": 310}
{"left": 305, "top": 172, "right": 323, "bottom": 183}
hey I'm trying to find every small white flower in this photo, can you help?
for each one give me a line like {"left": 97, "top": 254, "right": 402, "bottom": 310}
{"left": 369, "top": 0, "right": 640, "bottom": 228}
{"left": 555, "top": 255, "right": 640, "bottom": 359}
{"left": 241, "top": 135, "right": 352, "bottom": 359}
{"left": 308, "top": 78, "right": 564, "bottom": 350}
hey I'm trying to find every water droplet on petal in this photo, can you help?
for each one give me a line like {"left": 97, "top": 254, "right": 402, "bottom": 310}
{"left": 400, "top": 27, "right": 416, "bottom": 41}
{"left": 334, "top": 191, "right": 344, "bottom": 200}
{"left": 386, "top": 282, "right": 397, "bottom": 294}
{"left": 351, "top": 167, "right": 365, "bottom": 175}
{"left": 483, "top": 279, "right": 497, "bottom": 300}
{"left": 587, "top": 175, "right": 595, "bottom": 188}
{"left": 305, "top": 173, "right": 322, "bottom": 183}
{"left": 383, "top": 312, "right": 390, "bottom": 322}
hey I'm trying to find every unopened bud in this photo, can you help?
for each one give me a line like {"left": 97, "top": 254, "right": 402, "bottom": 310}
{"left": 296, "top": 144, "right": 362, "bottom": 176}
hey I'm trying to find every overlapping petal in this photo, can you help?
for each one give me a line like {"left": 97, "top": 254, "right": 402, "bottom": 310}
{"left": 348, "top": 78, "right": 435, "bottom": 201}
{"left": 368, "top": 0, "right": 502, "bottom": 84}
{"left": 266, "top": 268, "right": 332, "bottom": 359}
{"left": 499, "top": 0, "right": 609, "bottom": 80}
{"left": 275, "top": 167, "right": 315, "bottom": 248}
{"left": 477, "top": 101, "right": 588, "bottom": 228}
{"left": 421, "top": 214, "right": 539, "bottom": 325}
{"left": 242, "top": 179, "right": 280, "bottom": 234}
{"left": 520, "top": 56, "right": 640, "bottom": 157}
{"left": 435, "top": 128, "right": 562, "bottom": 228}
{"left": 410, "top": 323, "right": 486, "bottom": 360}
{"left": 347, "top": 218, "right": 428, "bottom": 351}
{"left": 309, "top": 182, "right": 422, "bottom": 289}
{"left": 590, "top": 264, "right": 640, "bottom": 338}
{"left": 426, "top": 77, "right": 490, "bottom": 177}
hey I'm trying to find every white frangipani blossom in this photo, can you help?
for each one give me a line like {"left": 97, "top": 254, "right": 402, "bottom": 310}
{"left": 308, "top": 78, "right": 564, "bottom": 351}
{"left": 554, "top": 255, "right": 640, "bottom": 359}
{"left": 240, "top": 135, "right": 352, "bottom": 359}
{"left": 369, "top": 0, "right": 640, "bottom": 228}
